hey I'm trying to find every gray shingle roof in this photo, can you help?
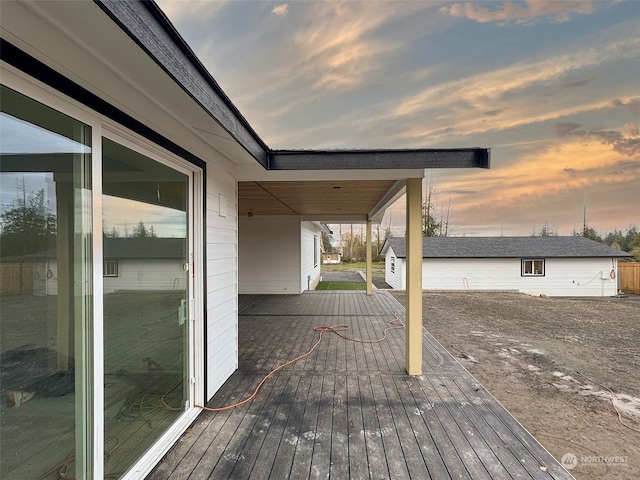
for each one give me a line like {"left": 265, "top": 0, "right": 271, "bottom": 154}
{"left": 382, "top": 236, "right": 633, "bottom": 259}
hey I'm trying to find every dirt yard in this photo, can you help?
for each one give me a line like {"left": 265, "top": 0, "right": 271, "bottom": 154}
{"left": 390, "top": 291, "right": 640, "bottom": 480}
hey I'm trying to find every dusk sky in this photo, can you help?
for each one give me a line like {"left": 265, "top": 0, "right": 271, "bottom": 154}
{"left": 157, "top": 0, "right": 639, "bottom": 237}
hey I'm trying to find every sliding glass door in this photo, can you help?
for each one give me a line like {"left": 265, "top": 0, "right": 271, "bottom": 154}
{"left": 101, "top": 138, "right": 191, "bottom": 477}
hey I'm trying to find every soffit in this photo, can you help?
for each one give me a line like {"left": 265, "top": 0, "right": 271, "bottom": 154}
{"left": 238, "top": 180, "right": 397, "bottom": 218}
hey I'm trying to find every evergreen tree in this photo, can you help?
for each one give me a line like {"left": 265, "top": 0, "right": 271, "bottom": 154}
{"left": 0, "top": 188, "right": 56, "bottom": 257}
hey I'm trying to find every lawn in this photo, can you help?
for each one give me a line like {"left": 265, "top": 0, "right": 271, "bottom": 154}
{"left": 321, "top": 261, "right": 385, "bottom": 273}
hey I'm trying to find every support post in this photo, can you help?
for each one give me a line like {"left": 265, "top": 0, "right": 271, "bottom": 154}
{"left": 366, "top": 220, "right": 373, "bottom": 295}
{"left": 405, "top": 178, "right": 423, "bottom": 375}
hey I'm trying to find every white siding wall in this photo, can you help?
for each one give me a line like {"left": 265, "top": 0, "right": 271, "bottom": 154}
{"left": 385, "top": 254, "right": 620, "bottom": 297}
{"left": 238, "top": 215, "right": 301, "bottom": 294}
{"left": 384, "top": 247, "right": 405, "bottom": 290}
{"left": 301, "top": 222, "right": 322, "bottom": 291}
{"left": 422, "top": 258, "right": 516, "bottom": 292}
{"left": 205, "top": 171, "right": 239, "bottom": 400}
{"left": 522, "top": 257, "right": 619, "bottom": 297}
{"left": 420, "top": 257, "right": 619, "bottom": 296}
{"left": 102, "top": 259, "right": 185, "bottom": 294}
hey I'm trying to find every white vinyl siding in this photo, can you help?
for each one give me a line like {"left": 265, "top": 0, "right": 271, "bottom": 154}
{"left": 205, "top": 172, "right": 239, "bottom": 400}
{"left": 301, "top": 222, "right": 322, "bottom": 291}
{"left": 102, "top": 259, "right": 184, "bottom": 293}
{"left": 419, "top": 257, "right": 618, "bottom": 296}
{"left": 239, "top": 215, "right": 301, "bottom": 294}
{"left": 385, "top": 252, "right": 620, "bottom": 297}
{"left": 384, "top": 247, "right": 405, "bottom": 290}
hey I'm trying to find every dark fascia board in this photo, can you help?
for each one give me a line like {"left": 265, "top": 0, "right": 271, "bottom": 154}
{"left": 95, "top": 0, "right": 269, "bottom": 168}
{"left": 269, "top": 148, "right": 490, "bottom": 170}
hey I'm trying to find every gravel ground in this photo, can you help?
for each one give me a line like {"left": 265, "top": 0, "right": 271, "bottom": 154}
{"left": 390, "top": 291, "right": 640, "bottom": 480}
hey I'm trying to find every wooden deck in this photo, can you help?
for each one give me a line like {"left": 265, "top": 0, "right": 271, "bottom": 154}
{"left": 148, "top": 291, "right": 573, "bottom": 479}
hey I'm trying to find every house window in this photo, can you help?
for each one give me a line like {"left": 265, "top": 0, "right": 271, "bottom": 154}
{"left": 314, "top": 236, "right": 319, "bottom": 267}
{"left": 391, "top": 256, "right": 396, "bottom": 273}
{"left": 104, "top": 260, "right": 118, "bottom": 277}
{"left": 522, "top": 259, "right": 545, "bottom": 276}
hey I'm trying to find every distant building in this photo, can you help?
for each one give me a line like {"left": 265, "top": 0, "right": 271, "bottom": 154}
{"left": 381, "top": 236, "right": 632, "bottom": 297}
{"left": 322, "top": 252, "right": 343, "bottom": 264}
{"left": 102, "top": 237, "right": 187, "bottom": 294}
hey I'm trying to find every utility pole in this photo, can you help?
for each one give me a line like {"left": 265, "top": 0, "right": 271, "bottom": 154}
{"left": 583, "top": 192, "right": 588, "bottom": 235}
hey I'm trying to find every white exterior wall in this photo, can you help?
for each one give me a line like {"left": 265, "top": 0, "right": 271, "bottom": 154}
{"left": 420, "top": 257, "right": 619, "bottom": 297}
{"left": 301, "top": 222, "right": 322, "bottom": 291}
{"left": 238, "top": 215, "right": 302, "bottom": 294}
{"left": 101, "top": 259, "right": 185, "bottom": 294}
{"left": 384, "top": 246, "right": 406, "bottom": 290}
{"left": 521, "top": 257, "right": 619, "bottom": 297}
{"left": 422, "top": 258, "right": 516, "bottom": 292}
{"left": 385, "top": 250, "right": 620, "bottom": 297}
{"left": 205, "top": 171, "right": 239, "bottom": 399}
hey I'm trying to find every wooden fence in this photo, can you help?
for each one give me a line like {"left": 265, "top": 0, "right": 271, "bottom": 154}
{"left": 0, "top": 263, "right": 35, "bottom": 294}
{"left": 619, "top": 263, "right": 640, "bottom": 294}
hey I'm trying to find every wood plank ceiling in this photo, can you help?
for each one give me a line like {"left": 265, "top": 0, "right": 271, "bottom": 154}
{"left": 238, "top": 180, "right": 397, "bottom": 217}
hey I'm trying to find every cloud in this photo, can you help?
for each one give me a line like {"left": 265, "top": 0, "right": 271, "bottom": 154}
{"left": 483, "top": 108, "right": 505, "bottom": 117}
{"left": 156, "top": 0, "right": 227, "bottom": 23}
{"left": 271, "top": 4, "right": 289, "bottom": 17}
{"left": 217, "top": 1, "right": 433, "bottom": 139}
{"left": 556, "top": 121, "right": 640, "bottom": 156}
{"left": 612, "top": 97, "right": 640, "bottom": 114}
{"left": 383, "top": 24, "right": 640, "bottom": 144}
{"left": 555, "top": 122, "right": 584, "bottom": 137}
{"left": 542, "top": 78, "right": 592, "bottom": 97}
{"left": 432, "top": 138, "right": 640, "bottom": 234}
{"left": 440, "top": 0, "right": 597, "bottom": 25}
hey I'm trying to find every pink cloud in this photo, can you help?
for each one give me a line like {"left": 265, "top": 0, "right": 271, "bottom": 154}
{"left": 272, "top": 4, "right": 289, "bottom": 17}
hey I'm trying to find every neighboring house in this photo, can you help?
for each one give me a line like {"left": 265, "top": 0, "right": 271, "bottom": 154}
{"left": 0, "top": 2, "right": 488, "bottom": 479}
{"left": 102, "top": 237, "right": 187, "bottom": 294}
{"left": 382, "top": 236, "right": 632, "bottom": 296}
{"left": 26, "top": 238, "right": 187, "bottom": 295}
{"left": 322, "top": 252, "right": 343, "bottom": 264}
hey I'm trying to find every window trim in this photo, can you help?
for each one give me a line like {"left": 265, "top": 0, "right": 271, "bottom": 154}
{"left": 521, "top": 258, "right": 545, "bottom": 277}
{"left": 390, "top": 256, "right": 396, "bottom": 273}
{"left": 314, "top": 235, "right": 319, "bottom": 267}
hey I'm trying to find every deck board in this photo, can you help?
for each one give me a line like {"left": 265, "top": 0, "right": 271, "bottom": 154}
{"left": 148, "top": 291, "right": 573, "bottom": 480}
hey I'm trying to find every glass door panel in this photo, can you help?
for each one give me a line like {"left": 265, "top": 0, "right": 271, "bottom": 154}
{"left": 0, "top": 85, "right": 93, "bottom": 479}
{"left": 101, "top": 138, "right": 189, "bottom": 478}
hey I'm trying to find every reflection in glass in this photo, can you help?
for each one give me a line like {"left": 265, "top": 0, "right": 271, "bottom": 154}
{"left": 0, "top": 85, "right": 92, "bottom": 479}
{"left": 102, "top": 138, "right": 188, "bottom": 478}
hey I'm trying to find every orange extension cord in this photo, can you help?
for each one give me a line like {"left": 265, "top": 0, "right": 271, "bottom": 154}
{"left": 196, "top": 318, "right": 404, "bottom": 412}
